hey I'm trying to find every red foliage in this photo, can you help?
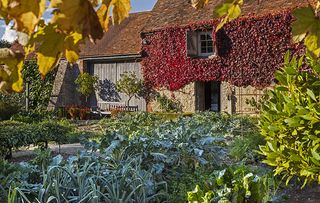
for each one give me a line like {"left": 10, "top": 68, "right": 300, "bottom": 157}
{"left": 141, "top": 11, "right": 305, "bottom": 91}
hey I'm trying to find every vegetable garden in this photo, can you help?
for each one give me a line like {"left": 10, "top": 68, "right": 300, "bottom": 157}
{"left": 0, "top": 110, "right": 307, "bottom": 202}
{"left": 1, "top": 53, "right": 320, "bottom": 202}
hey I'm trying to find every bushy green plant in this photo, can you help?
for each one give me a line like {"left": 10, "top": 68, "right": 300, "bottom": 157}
{"left": 115, "top": 71, "right": 144, "bottom": 106}
{"left": 98, "top": 112, "right": 261, "bottom": 202}
{"left": 36, "top": 119, "right": 71, "bottom": 148}
{"left": 0, "top": 121, "right": 35, "bottom": 159}
{"left": 30, "top": 148, "right": 53, "bottom": 170}
{"left": 6, "top": 152, "right": 167, "bottom": 203}
{"left": 22, "top": 60, "right": 56, "bottom": 110}
{"left": 230, "top": 133, "right": 265, "bottom": 162}
{"left": 155, "top": 94, "right": 183, "bottom": 112}
{"left": 75, "top": 72, "right": 98, "bottom": 103}
{"left": 11, "top": 109, "right": 56, "bottom": 123}
{"left": 259, "top": 53, "right": 320, "bottom": 187}
{"left": 0, "top": 119, "right": 75, "bottom": 159}
{"left": 187, "top": 165, "right": 279, "bottom": 203}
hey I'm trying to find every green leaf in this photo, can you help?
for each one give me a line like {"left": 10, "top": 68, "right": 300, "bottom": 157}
{"left": 284, "top": 117, "right": 301, "bottom": 127}
{"left": 307, "top": 88, "right": 317, "bottom": 101}
{"left": 311, "top": 145, "right": 320, "bottom": 161}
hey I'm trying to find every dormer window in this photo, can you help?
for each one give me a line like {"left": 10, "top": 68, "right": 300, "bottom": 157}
{"left": 187, "top": 30, "right": 215, "bottom": 58}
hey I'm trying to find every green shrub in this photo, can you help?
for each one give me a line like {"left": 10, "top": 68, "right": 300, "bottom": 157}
{"left": 0, "top": 119, "right": 75, "bottom": 159}
{"left": 259, "top": 53, "right": 320, "bottom": 187}
{"left": 155, "top": 94, "right": 183, "bottom": 112}
{"left": 230, "top": 133, "right": 265, "bottom": 162}
{"left": 0, "top": 101, "right": 21, "bottom": 121}
{"left": 0, "top": 121, "right": 35, "bottom": 159}
{"left": 187, "top": 165, "right": 279, "bottom": 203}
{"left": 11, "top": 110, "right": 56, "bottom": 123}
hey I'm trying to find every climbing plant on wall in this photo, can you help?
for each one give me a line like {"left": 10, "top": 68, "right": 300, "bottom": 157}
{"left": 141, "top": 11, "right": 304, "bottom": 91}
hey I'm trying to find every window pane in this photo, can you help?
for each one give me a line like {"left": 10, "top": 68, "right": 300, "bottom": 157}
{"left": 208, "top": 47, "right": 213, "bottom": 53}
{"left": 201, "top": 41, "right": 206, "bottom": 47}
{"left": 201, "top": 47, "right": 207, "bottom": 53}
{"left": 200, "top": 35, "right": 206, "bottom": 40}
{"left": 208, "top": 41, "right": 213, "bottom": 47}
{"left": 207, "top": 34, "right": 212, "bottom": 40}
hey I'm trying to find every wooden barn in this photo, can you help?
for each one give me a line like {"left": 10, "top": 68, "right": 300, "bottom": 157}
{"left": 48, "top": 12, "right": 151, "bottom": 111}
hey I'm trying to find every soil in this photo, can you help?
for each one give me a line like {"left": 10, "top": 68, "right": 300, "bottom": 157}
{"left": 286, "top": 183, "right": 320, "bottom": 203}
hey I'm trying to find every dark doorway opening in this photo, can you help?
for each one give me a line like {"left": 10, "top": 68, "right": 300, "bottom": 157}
{"left": 204, "top": 81, "right": 221, "bottom": 112}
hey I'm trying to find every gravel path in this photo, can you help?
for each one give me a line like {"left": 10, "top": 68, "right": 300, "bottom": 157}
{"left": 11, "top": 143, "right": 84, "bottom": 162}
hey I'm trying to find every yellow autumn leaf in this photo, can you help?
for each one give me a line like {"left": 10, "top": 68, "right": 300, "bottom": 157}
{"left": 191, "top": 0, "right": 209, "bottom": 9}
{"left": 64, "top": 32, "right": 83, "bottom": 63}
{"left": 89, "top": 0, "right": 101, "bottom": 7}
{"left": 34, "top": 24, "right": 65, "bottom": 77}
{"left": 50, "top": 0, "right": 103, "bottom": 41}
{"left": 7, "top": 0, "right": 46, "bottom": 35}
{"left": 0, "top": 48, "right": 24, "bottom": 93}
{"left": 112, "top": 0, "right": 131, "bottom": 25}
{"left": 97, "top": 0, "right": 131, "bottom": 31}
{"left": 97, "top": 0, "right": 112, "bottom": 30}
{"left": 0, "top": 0, "right": 9, "bottom": 20}
{"left": 214, "top": 0, "right": 243, "bottom": 32}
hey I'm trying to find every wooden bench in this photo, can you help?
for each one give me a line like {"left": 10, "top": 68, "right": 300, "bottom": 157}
{"left": 97, "top": 101, "right": 139, "bottom": 112}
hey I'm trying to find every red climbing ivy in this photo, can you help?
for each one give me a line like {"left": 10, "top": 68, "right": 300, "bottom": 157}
{"left": 141, "top": 10, "right": 305, "bottom": 91}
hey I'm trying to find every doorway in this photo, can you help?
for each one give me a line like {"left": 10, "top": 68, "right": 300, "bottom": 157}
{"left": 204, "top": 81, "right": 220, "bottom": 112}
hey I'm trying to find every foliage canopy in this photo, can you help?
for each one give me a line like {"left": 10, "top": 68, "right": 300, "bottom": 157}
{"left": 259, "top": 53, "right": 320, "bottom": 187}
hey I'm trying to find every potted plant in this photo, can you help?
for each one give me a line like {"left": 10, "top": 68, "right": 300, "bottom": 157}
{"left": 75, "top": 73, "right": 98, "bottom": 105}
{"left": 66, "top": 105, "right": 80, "bottom": 119}
{"left": 115, "top": 72, "right": 144, "bottom": 108}
{"left": 79, "top": 107, "right": 90, "bottom": 120}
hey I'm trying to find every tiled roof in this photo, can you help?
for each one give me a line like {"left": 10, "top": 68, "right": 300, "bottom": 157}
{"left": 80, "top": 11, "right": 152, "bottom": 58}
{"left": 142, "top": 0, "right": 311, "bottom": 32}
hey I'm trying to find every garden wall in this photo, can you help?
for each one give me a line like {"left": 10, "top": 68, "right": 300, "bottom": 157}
{"left": 148, "top": 82, "right": 196, "bottom": 112}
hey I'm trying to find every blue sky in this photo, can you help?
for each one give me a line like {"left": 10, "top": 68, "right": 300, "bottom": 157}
{"left": 0, "top": 0, "right": 157, "bottom": 42}
{"left": 131, "top": 0, "right": 157, "bottom": 13}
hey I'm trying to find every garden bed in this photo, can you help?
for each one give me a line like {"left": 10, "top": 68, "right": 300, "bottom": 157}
{"left": 0, "top": 112, "right": 318, "bottom": 202}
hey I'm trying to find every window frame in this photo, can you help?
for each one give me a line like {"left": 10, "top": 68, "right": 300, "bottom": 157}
{"left": 197, "top": 31, "right": 214, "bottom": 57}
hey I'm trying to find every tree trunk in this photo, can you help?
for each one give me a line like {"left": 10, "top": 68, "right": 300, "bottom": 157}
{"left": 127, "top": 96, "right": 133, "bottom": 110}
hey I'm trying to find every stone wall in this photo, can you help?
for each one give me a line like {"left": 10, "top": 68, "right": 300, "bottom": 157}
{"left": 47, "top": 60, "right": 82, "bottom": 110}
{"left": 148, "top": 83, "right": 196, "bottom": 112}
{"left": 220, "top": 82, "right": 264, "bottom": 115}
{"left": 148, "top": 81, "right": 266, "bottom": 114}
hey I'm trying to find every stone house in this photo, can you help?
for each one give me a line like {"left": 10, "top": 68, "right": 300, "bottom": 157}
{"left": 49, "top": 0, "right": 308, "bottom": 114}
{"left": 140, "top": 0, "right": 306, "bottom": 114}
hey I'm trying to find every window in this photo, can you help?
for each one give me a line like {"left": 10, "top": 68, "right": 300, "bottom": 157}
{"left": 198, "top": 32, "right": 213, "bottom": 56}
{"left": 187, "top": 30, "right": 215, "bottom": 58}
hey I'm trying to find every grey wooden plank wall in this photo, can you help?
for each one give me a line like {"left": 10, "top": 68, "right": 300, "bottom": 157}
{"left": 89, "top": 61, "right": 146, "bottom": 111}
